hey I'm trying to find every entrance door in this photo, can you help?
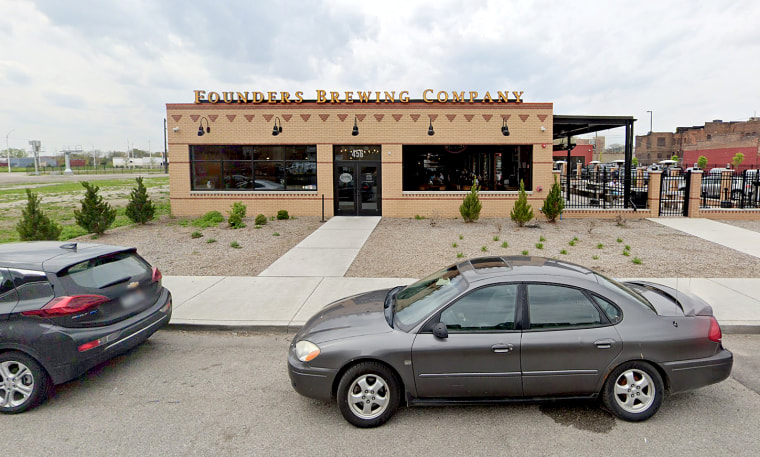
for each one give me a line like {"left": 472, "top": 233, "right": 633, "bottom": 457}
{"left": 334, "top": 162, "right": 381, "bottom": 216}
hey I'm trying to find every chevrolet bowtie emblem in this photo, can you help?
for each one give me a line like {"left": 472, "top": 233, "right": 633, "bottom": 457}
{"left": 127, "top": 281, "right": 140, "bottom": 289}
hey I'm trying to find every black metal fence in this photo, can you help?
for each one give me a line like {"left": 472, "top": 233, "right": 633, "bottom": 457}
{"left": 699, "top": 170, "right": 760, "bottom": 209}
{"left": 560, "top": 169, "right": 649, "bottom": 210}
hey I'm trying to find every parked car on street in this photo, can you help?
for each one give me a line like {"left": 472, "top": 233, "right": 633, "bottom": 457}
{"left": 288, "top": 256, "right": 732, "bottom": 427}
{"left": 701, "top": 173, "right": 753, "bottom": 200}
{"left": 0, "top": 242, "right": 172, "bottom": 413}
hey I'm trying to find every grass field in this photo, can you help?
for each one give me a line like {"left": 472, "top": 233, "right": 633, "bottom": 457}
{"left": 0, "top": 177, "right": 170, "bottom": 243}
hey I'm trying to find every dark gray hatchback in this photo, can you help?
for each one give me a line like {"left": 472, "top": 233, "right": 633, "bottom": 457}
{"left": 0, "top": 242, "right": 172, "bottom": 413}
{"left": 288, "top": 256, "right": 733, "bottom": 427}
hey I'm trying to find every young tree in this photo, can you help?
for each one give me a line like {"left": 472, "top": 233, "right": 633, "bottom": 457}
{"left": 697, "top": 155, "right": 708, "bottom": 170}
{"left": 631, "top": 157, "right": 639, "bottom": 168}
{"left": 74, "top": 181, "right": 116, "bottom": 235}
{"left": 16, "top": 189, "right": 62, "bottom": 241}
{"left": 732, "top": 153, "right": 745, "bottom": 170}
{"left": 511, "top": 179, "right": 534, "bottom": 227}
{"left": 459, "top": 179, "right": 482, "bottom": 222}
{"left": 541, "top": 175, "right": 564, "bottom": 223}
{"left": 125, "top": 177, "right": 156, "bottom": 224}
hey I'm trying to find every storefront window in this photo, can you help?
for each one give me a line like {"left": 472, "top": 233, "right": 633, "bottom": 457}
{"left": 190, "top": 145, "right": 316, "bottom": 191}
{"left": 402, "top": 145, "right": 532, "bottom": 191}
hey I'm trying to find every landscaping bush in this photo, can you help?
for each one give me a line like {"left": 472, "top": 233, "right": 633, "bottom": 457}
{"left": 459, "top": 179, "right": 482, "bottom": 222}
{"left": 16, "top": 189, "right": 62, "bottom": 241}
{"left": 277, "top": 210, "right": 290, "bottom": 220}
{"left": 540, "top": 175, "right": 564, "bottom": 222}
{"left": 228, "top": 202, "right": 247, "bottom": 229}
{"left": 255, "top": 214, "right": 267, "bottom": 225}
{"left": 74, "top": 181, "right": 116, "bottom": 235}
{"left": 510, "top": 179, "right": 534, "bottom": 227}
{"left": 192, "top": 211, "right": 225, "bottom": 228}
{"left": 125, "top": 177, "right": 156, "bottom": 224}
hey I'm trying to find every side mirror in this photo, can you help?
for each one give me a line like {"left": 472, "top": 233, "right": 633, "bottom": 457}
{"left": 432, "top": 322, "right": 448, "bottom": 339}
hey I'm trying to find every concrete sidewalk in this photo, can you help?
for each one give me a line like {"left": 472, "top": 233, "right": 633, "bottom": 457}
{"left": 650, "top": 218, "right": 760, "bottom": 258}
{"left": 167, "top": 217, "right": 760, "bottom": 333}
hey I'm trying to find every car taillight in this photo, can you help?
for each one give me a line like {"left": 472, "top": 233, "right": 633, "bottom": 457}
{"left": 152, "top": 267, "right": 162, "bottom": 284}
{"left": 708, "top": 316, "right": 722, "bottom": 343}
{"left": 21, "top": 295, "right": 109, "bottom": 318}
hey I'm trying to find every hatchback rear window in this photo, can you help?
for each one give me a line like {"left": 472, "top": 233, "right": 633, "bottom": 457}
{"left": 63, "top": 252, "right": 151, "bottom": 290}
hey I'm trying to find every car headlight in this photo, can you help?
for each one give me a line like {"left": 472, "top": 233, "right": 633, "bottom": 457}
{"left": 294, "top": 340, "right": 321, "bottom": 362}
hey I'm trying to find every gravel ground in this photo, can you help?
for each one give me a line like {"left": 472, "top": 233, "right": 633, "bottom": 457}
{"left": 75, "top": 214, "right": 760, "bottom": 279}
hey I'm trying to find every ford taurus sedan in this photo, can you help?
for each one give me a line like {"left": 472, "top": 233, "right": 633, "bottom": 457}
{"left": 288, "top": 256, "right": 732, "bottom": 427}
{"left": 0, "top": 242, "right": 172, "bottom": 413}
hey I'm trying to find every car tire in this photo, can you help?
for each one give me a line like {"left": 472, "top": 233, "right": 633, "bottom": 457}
{"left": 0, "top": 352, "right": 51, "bottom": 414}
{"left": 337, "top": 362, "right": 401, "bottom": 428}
{"left": 602, "top": 361, "right": 663, "bottom": 422}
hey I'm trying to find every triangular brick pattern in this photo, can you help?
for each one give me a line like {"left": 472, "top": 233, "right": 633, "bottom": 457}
{"left": 482, "top": 114, "right": 493, "bottom": 122}
{"left": 356, "top": 114, "right": 366, "bottom": 122}
{"left": 410, "top": 114, "right": 421, "bottom": 122}
{"left": 501, "top": 114, "right": 511, "bottom": 121}
{"left": 537, "top": 114, "right": 548, "bottom": 122}
{"left": 208, "top": 115, "right": 218, "bottom": 122}
{"left": 263, "top": 114, "right": 274, "bottom": 122}
{"left": 428, "top": 114, "right": 438, "bottom": 121}
{"left": 282, "top": 114, "right": 292, "bottom": 122}
{"left": 464, "top": 114, "right": 474, "bottom": 122}
{"left": 226, "top": 115, "right": 236, "bottom": 122}
{"left": 337, "top": 114, "right": 348, "bottom": 122}
{"left": 300, "top": 114, "right": 311, "bottom": 122}
{"left": 190, "top": 115, "right": 200, "bottom": 122}
{"left": 392, "top": 114, "right": 403, "bottom": 122}
{"left": 519, "top": 114, "right": 530, "bottom": 122}
{"left": 374, "top": 114, "right": 384, "bottom": 122}
{"left": 244, "top": 115, "right": 255, "bottom": 122}
{"left": 446, "top": 114, "right": 456, "bottom": 122}
{"left": 172, "top": 115, "right": 182, "bottom": 122}
{"left": 319, "top": 114, "right": 330, "bottom": 122}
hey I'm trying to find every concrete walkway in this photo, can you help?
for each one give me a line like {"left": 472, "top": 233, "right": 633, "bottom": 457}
{"left": 167, "top": 217, "right": 760, "bottom": 333}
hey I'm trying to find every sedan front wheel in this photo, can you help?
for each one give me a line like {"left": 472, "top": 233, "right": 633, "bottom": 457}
{"left": 602, "top": 361, "right": 663, "bottom": 422}
{"left": 337, "top": 362, "right": 400, "bottom": 428}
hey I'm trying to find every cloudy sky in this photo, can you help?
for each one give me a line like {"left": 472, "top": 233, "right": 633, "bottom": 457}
{"left": 2, "top": 0, "right": 759, "bottom": 154}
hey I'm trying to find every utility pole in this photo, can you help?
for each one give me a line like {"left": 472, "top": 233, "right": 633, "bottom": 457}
{"left": 646, "top": 110, "right": 653, "bottom": 134}
{"left": 163, "top": 118, "right": 168, "bottom": 174}
{"left": 4, "top": 129, "right": 13, "bottom": 173}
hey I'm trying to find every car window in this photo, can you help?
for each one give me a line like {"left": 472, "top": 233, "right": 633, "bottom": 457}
{"left": 10, "top": 268, "right": 54, "bottom": 306}
{"left": 395, "top": 265, "right": 467, "bottom": 328}
{"left": 594, "top": 273, "right": 655, "bottom": 313}
{"left": 0, "top": 268, "right": 18, "bottom": 304}
{"left": 440, "top": 284, "right": 518, "bottom": 331}
{"left": 591, "top": 294, "right": 622, "bottom": 324}
{"left": 527, "top": 284, "right": 602, "bottom": 330}
{"left": 62, "top": 252, "right": 151, "bottom": 290}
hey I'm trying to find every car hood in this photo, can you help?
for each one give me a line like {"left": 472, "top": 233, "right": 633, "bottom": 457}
{"left": 624, "top": 281, "right": 713, "bottom": 317}
{"left": 297, "top": 288, "right": 393, "bottom": 344}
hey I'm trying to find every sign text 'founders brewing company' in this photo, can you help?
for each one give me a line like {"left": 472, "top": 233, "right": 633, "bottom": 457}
{"left": 193, "top": 89, "right": 525, "bottom": 105}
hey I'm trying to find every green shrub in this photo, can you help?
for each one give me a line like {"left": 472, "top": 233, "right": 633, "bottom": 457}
{"left": 228, "top": 202, "right": 247, "bottom": 229}
{"left": 481, "top": 246, "right": 487, "bottom": 252}
{"left": 500, "top": 241, "right": 508, "bottom": 248}
{"left": 521, "top": 250, "right": 529, "bottom": 256}
{"left": 16, "top": 189, "right": 62, "bottom": 241}
{"left": 597, "top": 243, "right": 604, "bottom": 249}
{"left": 569, "top": 240, "right": 576, "bottom": 246}
{"left": 457, "top": 253, "right": 464, "bottom": 258}
{"left": 459, "top": 179, "right": 482, "bottom": 222}
{"left": 255, "top": 214, "right": 267, "bottom": 226}
{"left": 191, "top": 231, "right": 203, "bottom": 239}
{"left": 452, "top": 242, "right": 458, "bottom": 248}
{"left": 535, "top": 243, "right": 544, "bottom": 250}
{"left": 277, "top": 210, "right": 290, "bottom": 220}
{"left": 493, "top": 236, "right": 499, "bottom": 242}
{"left": 539, "top": 235, "right": 546, "bottom": 242}
{"left": 273, "top": 232, "right": 280, "bottom": 236}
{"left": 191, "top": 211, "right": 225, "bottom": 228}
{"left": 125, "top": 177, "right": 156, "bottom": 224}
{"left": 74, "top": 181, "right": 116, "bottom": 235}
{"left": 560, "top": 249, "right": 568, "bottom": 255}
{"left": 511, "top": 180, "right": 534, "bottom": 227}
{"left": 632, "top": 257, "right": 643, "bottom": 264}
{"left": 414, "top": 214, "right": 425, "bottom": 220}
{"left": 230, "top": 241, "right": 241, "bottom": 248}
{"left": 206, "top": 238, "right": 217, "bottom": 243}
{"left": 540, "top": 175, "right": 564, "bottom": 222}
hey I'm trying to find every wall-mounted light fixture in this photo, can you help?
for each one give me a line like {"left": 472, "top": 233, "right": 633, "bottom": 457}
{"left": 272, "top": 117, "right": 282, "bottom": 136}
{"left": 172, "top": 127, "right": 180, "bottom": 133}
{"left": 501, "top": 118, "right": 510, "bottom": 136}
{"left": 427, "top": 116, "right": 435, "bottom": 136}
{"left": 352, "top": 116, "right": 359, "bottom": 136}
{"left": 197, "top": 117, "right": 210, "bottom": 136}
{"left": 540, "top": 126, "right": 546, "bottom": 132}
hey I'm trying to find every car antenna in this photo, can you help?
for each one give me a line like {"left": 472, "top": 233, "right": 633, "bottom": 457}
{"left": 60, "top": 242, "right": 78, "bottom": 251}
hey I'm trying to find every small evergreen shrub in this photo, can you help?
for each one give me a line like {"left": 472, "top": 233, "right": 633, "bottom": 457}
{"left": 459, "top": 180, "right": 482, "bottom": 222}
{"left": 277, "top": 210, "right": 290, "bottom": 220}
{"left": 255, "top": 214, "right": 267, "bottom": 225}
{"left": 228, "top": 202, "right": 247, "bottom": 229}
{"left": 74, "top": 181, "right": 116, "bottom": 235}
{"left": 510, "top": 180, "right": 534, "bottom": 227}
{"left": 17, "top": 189, "right": 62, "bottom": 241}
{"left": 125, "top": 177, "right": 156, "bottom": 224}
{"left": 540, "top": 175, "right": 564, "bottom": 222}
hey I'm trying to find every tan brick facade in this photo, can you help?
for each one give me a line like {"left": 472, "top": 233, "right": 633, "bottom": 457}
{"left": 166, "top": 101, "right": 554, "bottom": 218}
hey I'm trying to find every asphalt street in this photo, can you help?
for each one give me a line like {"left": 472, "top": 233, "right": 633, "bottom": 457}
{"left": 4, "top": 330, "right": 759, "bottom": 457}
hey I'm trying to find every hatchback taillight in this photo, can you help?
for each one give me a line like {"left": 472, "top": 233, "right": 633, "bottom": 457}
{"left": 708, "top": 316, "right": 722, "bottom": 343}
{"left": 152, "top": 267, "right": 162, "bottom": 284}
{"left": 21, "top": 295, "right": 109, "bottom": 318}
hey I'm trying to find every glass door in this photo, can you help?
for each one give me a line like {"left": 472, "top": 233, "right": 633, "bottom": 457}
{"left": 335, "top": 163, "right": 357, "bottom": 216}
{"left": 334, "top": 162, "right": 381, "bottom": 216}
{"left": 358, "top": 165, "right": 380, "bottom": 215}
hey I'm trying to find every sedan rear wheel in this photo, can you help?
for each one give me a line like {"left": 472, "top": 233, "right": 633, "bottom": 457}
{"left": 0, "top": 352, "right": 51, "bottom": 414}
{"left": 602, "top": 362, "right": 663, "bottom": 422}
{"left": 337, "top": 362, "right": 400, "bottom": 428}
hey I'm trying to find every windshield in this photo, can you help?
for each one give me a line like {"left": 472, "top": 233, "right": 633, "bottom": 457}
{"left": 394, "top": 265, "right": 467, "bottom": 328}
{"left": 594, "top": 273, "right": 656, "bottom": 313}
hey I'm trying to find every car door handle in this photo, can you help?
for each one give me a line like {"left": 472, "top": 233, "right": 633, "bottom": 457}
{"left": 594, "top": 339, "right": 615, "bottom": 349}
{"left": 491, "top": 344, "right": 513, "bottom": 353}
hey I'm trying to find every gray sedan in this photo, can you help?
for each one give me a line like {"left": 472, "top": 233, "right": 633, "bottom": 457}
{"left": 288, "top": 256, "right": 732, "bottom": 427}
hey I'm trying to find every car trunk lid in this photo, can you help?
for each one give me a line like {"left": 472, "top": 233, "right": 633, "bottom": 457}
{"left": 624, "top": 280, "right": 714, "bottom": 317}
